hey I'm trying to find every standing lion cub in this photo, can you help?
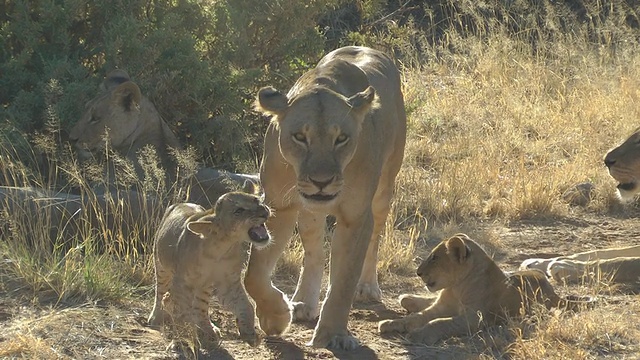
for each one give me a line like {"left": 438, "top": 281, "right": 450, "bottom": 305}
{"left": 379, "top": 234, "right": 593, "bottom": 345}
{"left": 147, "top": 191, "right": 271, "bottom": 348}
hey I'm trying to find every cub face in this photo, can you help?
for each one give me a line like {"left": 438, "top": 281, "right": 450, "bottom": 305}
{"left": 187, "top": 192, "right": 272, "bottom": 249}
{"left": 417, "top": 234, "right": 473, "bottom": 292}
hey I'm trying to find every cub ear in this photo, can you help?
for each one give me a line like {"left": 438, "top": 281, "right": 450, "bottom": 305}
{"left": 256, "top": 87, "right": 288, "bottom": 117}
{"left": 445, "top": 234, "right": 471, "bottom": 263}
{"left": 187, "top": 220, "right": 212, "bottom": 238}
{"left": 347, "top": 86, "right": 377, "bottom": 115}
{"left": 112, "top": 81, "right": 142, "bottom": 112}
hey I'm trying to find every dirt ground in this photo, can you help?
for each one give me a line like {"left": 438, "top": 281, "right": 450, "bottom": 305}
{"left": 1, "top": 210, "right": 640, "bottom": 359}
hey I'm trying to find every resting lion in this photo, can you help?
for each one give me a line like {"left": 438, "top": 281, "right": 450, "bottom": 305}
{"left": 68, "top": 70, "right": 258, "bottom": 207}
{"left": 379, "top": 234, "right": 593, "bottom": 345}
{"left": 147, "top": 190, "right": 271, "bottom": 348}
{"left": 521, "top": 129, "right": 640, "bottom": 284}
{"left": 244, "top": 46, "right": 406, "bottom": 350}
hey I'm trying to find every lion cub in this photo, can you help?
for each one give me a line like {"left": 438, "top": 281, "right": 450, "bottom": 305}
{"left": 147, "top": 191, "right": 271, "bottom": 348}
{"left": 379, "top": 234, "right": 592, "bottom": 345}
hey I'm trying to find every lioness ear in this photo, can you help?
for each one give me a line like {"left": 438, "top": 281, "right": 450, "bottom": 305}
{"left": 256, "top": 87, "right": 288, "bottom": 117}
{"left": 112, "top": 81, "right": 142, "bottom": 112}
{"left": 347, "top": 86, "right": 376, "bottom": 115}
{"left": 187, "top": 220, "right": 212, "bottom": 238}
{"left": 445, "top": 235, "right": 471, "bottom": 263}
{"left": 103, "top": 69, "right": 131, "bottom": 91}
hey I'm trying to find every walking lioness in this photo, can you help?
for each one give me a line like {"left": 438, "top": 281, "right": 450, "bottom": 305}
{"left": 148, "top": 191, "right": 271, "bottom": 348}
{"left": 244, "top": 46, "right": 406, "bottom": 350}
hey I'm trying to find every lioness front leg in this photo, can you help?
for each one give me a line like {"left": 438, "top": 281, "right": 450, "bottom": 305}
{"left": 291, "top": 210, "right": 326, "bottom": 321}
{"left": 355, "top": 187, "right": 395, "bottom": 302}
{"left": 310, "top": 213, "right": 372, "bottom": 350}
{"left": 245, "top": 208, "right": 296, "bottom": 335}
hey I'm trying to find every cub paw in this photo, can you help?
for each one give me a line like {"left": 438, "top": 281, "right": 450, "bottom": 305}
{"left": 240, "top": 328, "right": 262, "bottom": 347}
{"left": 399, "top": 294, "right": 434, "bottom": 313}
{"left": 378, "top": 319, "right": 407, "bottom": 334}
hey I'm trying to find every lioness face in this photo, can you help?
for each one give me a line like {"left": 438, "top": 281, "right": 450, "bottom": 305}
{"left": 257, "top": 86, "right": 376, "bottom": 207}
{"left": 69, "top": 81, "right": 143, "bottom": 158}
{"left": 604, "top": 129, "right": 640, "bottom": 201}
{"left": 417, "top": 234, "right": 472, "bottom": 292}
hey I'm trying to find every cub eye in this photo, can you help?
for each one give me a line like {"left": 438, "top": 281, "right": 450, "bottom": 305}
{"left": 335, "top": 134, "right": 349, "bottom": 146}
{"left": 89, "top": 114, "right": 100, "bottom": 124}
{"left": 431, "top": 254, "right": 438, "bottom": 262}
{"left": 292, "top": 132, "right": 307, "bottom": 144}
{"left": 234, "top": 208, "right": 245, "bottom": 215}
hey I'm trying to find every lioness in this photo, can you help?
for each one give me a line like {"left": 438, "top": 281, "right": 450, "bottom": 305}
{"left": 520, "top": 129, "right": 640, "bottom": 284}
{"left": 244, "top": 46, "right": 406, "bottom": 350}
{"left": 147, "top": 191, "right": 271, "bottom": 348}
{"left": 69, "top": 70, "right": 180, "bottom": 176}
{"left": 68, "top": 70, "right": 259, "bottom": 207}
{"left": 379, "top": 234, "right": 592, "bottom": 345}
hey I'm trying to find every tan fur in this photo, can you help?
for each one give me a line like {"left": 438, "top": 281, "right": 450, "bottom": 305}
{"left": 521, "top": 245, "right": 640, "bottom": 284}
{"left": 379, "top": 234, "right": 592, "bottom": 345}
{"left": 68, "top": 70, "right": 260, "bottom": 207}
{"left": 244, "top": 46, "right": 406, "bottom": 350}
{"left": 147, "top": 191, "right": 272, "bottom": 348}
{"left": 69, "top": 70, "right": 180, "bottom": 176}
{"left": 518, "top": 130, "right": 640, "bottom": 284}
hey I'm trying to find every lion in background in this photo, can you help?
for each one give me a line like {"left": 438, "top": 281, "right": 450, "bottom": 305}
{"left": 379, "top": 234, "right": 593, "bottom": 345}
{"left": 244, "top": 46, "right": 406, "bottom": 350}
{"left": 68, "top": 69, "right": 259, "bottom": 207}
{"left": 521, "top": 129, "right": 640, "bottom": 285}
{"left": 148, "top": 190, "right": 272, "bottom": 349}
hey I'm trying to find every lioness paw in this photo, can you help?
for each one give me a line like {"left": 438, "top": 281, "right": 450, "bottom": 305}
{"left": 292, "top": 301, "right": 319, "bottom": 322}
{"left": 519, "top": 258, "right": 553, "bottom": 272}
{"left": 310, "top": 330, "right": 360, "bottom": 351}
{"left": 256, "top": 302, "right": 292, "bottom": 336}
{"left": 354, "top": 282, "right": 382, "bottom": 302}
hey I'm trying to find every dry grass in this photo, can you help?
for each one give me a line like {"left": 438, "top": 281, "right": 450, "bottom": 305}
{"left": 2, "top": 17, "right": 640, "bottom": 359}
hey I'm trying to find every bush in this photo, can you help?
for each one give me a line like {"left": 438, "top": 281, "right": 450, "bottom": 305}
{"left": 0, "top": 0, "right": 337, "bottom": 173}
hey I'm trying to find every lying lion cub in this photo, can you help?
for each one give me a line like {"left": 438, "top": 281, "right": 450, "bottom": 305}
{"left": 379, "top": 234, "right": 592, "bottom": 345}
{"left": 147, "top": 191, "right": 272, "bottom": 348}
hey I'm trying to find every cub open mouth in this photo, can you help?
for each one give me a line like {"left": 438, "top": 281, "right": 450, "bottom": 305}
{"left": 248, "top": 224, "right": 270, "bottom": 243}
{"left": 302, "top": 192, "right": 338, "bottom": 202}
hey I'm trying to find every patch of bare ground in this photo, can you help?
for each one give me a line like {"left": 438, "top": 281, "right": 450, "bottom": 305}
{"left": 2, "top": 211, "right": 640, "bottom": 359}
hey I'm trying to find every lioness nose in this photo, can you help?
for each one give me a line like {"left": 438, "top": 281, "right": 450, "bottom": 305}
{"left": 604, "top": 156, "right": 616, "bottom": 168}
{"left": 309, "top": 176, "right": 334, "bottom": 190}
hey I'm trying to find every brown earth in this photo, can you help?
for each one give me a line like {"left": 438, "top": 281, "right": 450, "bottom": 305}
{"left": 2, "top": 210, "right": 640, "bottom": 359}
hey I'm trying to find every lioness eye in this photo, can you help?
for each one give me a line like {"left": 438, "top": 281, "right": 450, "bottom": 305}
{"left": 293, "top": 132, "right": 306, "bottom": 144}
{"left": 335, "top": 134, "right": 349, "bottom": 146}
{"left": 234, "top": 208, "right": 245, "bottom": 215}
{"left": 89, "top": 114, "right": 100, "bottom": 124}
{"left": 431, "top": 254, "right": 438, "bottom": 261}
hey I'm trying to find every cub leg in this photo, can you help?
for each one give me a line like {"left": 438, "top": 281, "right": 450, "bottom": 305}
{"left": 148, "top": 260, "right": 172, "bottom": 327}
